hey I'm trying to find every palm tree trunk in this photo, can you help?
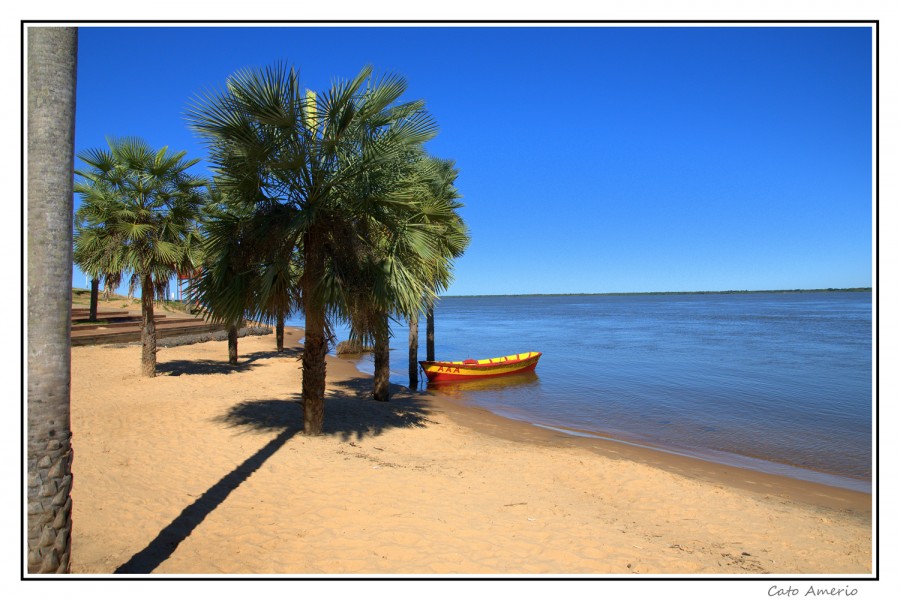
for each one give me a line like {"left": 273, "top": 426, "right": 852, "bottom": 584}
{"left": 408, "top": 314, "right": 419, "bottom": 388}
{"left": 276, "top": 314, "right": 285, "bottom": 352}
{"left": 228, "top": 324, "right": 238, "bottom": 365}
{"left": 26, "top": 26, "right": 77, "bottom": 574}
{"left": 374, "top": 312, "right": 390, "bottom": 402}
{"left": 183, "top": 276, "right": 192, "bottom": 313}
{"left": 426, "top": 303, "right": 435, "bottom": 362}
{"left": 140, "top": 274, "right": 157, "bottom": 377}
{"left": 301, "top": 228, "right": 327, "bottom": 434}
{"left": 89, "top": 277, "right": 99, "bottom": 321}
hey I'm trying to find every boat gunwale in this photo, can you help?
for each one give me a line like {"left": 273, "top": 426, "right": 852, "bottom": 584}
{"left": 419, "top": 351, "right": 542, "bottom": 370}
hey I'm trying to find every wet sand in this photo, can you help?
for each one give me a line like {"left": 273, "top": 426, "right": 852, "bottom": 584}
{"left": 68, "top": 327, "right": 872, "bottom": 575}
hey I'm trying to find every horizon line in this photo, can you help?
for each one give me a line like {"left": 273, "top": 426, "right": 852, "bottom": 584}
{"left": 442, "top": 287, "right": 873, "bottom": 298}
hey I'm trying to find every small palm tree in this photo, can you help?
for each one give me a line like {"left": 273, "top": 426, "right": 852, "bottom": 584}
{"left": 191, "top": 191, "right": 302, "bottom": 364}
{"left": 192, "top": 206, "right": 253, "bottom": 364}
{"left": 343, "top": 153, "right": 469, "bottom": 401}
{"left": 75, "top": 137, "right": 208, "bottom": 376}
{"left": 74, "top": 179, "right": 126, "bottom": 321}
{"left": 254, "top": 210, "right": 303, "bottom": 353}
{"left": 408, "top": 157, "right": 469, "bottom": 383}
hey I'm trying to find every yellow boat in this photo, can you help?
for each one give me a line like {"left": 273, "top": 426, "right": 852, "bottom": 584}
{"left": 420, "top": 351, "right": 542, "bottom": 383}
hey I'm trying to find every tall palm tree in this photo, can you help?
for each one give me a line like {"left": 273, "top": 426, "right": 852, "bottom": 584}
{"left": 27, "top": 26, "right": 77, "bottom": 575}
{"left": 75, "top": 137, "right": 207, "bottom": 376}
{"left": 187, "top": 63, "right": 438, "bottom": 434}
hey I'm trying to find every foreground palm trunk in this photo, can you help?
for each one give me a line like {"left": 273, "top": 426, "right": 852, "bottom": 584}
{"left": 301, "top": 229, "right": 327, "bottom": 434}
{"left": 374, "top": 313, "right": 390, "bottom": 402}
{"left": 140, "top": 274, "right": 157, "bottom": 377}
{"left": 408, "top": 315, "right": 419, "bottom": 388}
{"left": 27, "top": 26, "right": 77, "bottom": 574}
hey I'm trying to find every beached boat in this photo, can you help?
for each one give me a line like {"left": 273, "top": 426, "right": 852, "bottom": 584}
{"left": 420, "top": 351, "right": 542, "bottom": 383}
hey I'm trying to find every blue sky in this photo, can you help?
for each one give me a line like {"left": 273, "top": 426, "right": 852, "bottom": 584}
{"left": 70, "top": 24, "right": 874, "bottom": 296}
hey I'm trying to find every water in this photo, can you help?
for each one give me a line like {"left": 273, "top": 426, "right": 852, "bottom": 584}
{"left": 289, "top": 292, "right": 873, "bottom": 492}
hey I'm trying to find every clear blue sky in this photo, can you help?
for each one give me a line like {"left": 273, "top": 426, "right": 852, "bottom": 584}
{"left": 71, "top": 24, "right": 874, "bottom": 296}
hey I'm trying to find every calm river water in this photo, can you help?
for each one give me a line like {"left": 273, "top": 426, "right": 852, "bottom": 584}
{"left": 291, "top": 292, "right": 873, "bottom": 492}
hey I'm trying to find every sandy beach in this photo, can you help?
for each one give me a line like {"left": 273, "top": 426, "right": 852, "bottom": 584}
{"left": 68, "top": 326, "right": 872, "bottom": 576}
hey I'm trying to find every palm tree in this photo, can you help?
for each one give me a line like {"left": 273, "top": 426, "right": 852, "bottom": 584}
{"left": 408, "top": 157, "right": 469, "bottom": 384}
{"left": 244, "top": 201, "right": 304, "bottom": 353}
{"left": 345, "top": 153, "right": 469, "bottom": 401}
{"left": 187, "top": 63, "right": 438, "bottom": 434}
{"left": 191, "top": 193, "right": 302, "bottom": 364}
{"left": 27, "top": 26, "right": 77, "bottom": 574}
{"left": 74, "top": 180, "right": 127, "bottom": 322}
{"left": 333, "top": 219, "right": 420, "bottom": 402}
{"left": 74, "top": 137, "right": 207, "bottom": 376}
{"left": 190, "top": 205, "right": 243, "bottom": 364}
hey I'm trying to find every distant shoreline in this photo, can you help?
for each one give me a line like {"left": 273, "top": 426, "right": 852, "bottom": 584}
{"left": 444, "top": 287, "right": 872, "bottom": 299}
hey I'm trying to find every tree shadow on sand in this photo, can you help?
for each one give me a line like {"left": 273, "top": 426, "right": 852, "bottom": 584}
{"left": 219, "top": 376, "right": 435, "bottom": 440}
{"left": 156, "top": 348, "right": 300, "bottom": 376}
{"left": 323, "top": 376, "right": 436, "bottom": 440}
{"left": 115, "top": 375, "right": 432, "bottom": 573}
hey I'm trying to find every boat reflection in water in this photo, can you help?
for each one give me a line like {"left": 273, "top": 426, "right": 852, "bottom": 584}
{"left": 424, "top": 371, "right": 540, "bottom": 398}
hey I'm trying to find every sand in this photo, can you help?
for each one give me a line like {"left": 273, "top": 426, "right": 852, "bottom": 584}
{"left": 67, "top": 327, "right": 873, "bottom": 576}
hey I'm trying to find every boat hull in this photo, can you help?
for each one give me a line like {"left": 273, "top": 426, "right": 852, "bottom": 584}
{"left": 420, "top": 352, "right": 542, "bottom": 383}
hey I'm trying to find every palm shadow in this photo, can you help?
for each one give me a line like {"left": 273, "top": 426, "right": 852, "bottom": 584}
{"left": 220, "top": 377, "right": 434, "bottom": 440}
{"left": 115, "top": 375, "right": 432, "bottom": 573}
{"left": 157, "top": 348, "right": 300, "bottom": 376}
{"left": 323, "top": 377, "right": 435, "bottom": 439}
{"left": 114, "top": 419, "right": 301, "bottom": 574}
